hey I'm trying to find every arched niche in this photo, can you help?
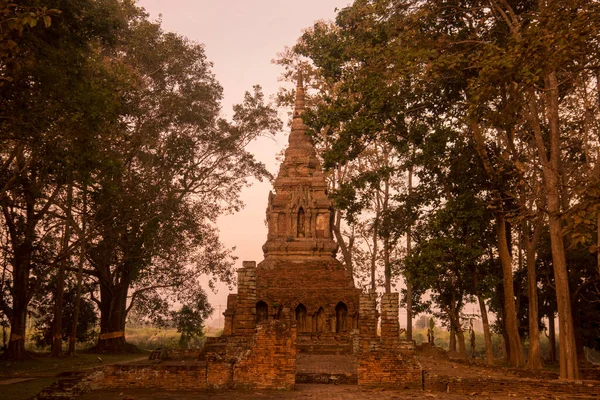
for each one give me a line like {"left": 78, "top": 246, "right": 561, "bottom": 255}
{"left": 297, "top": 207, "right": 306, "bottom": 237}
{"left": 315, "top": 306, "right": 325, "bottom": 333}
{"left": 256, "top": 301, "right": 268, "bottom": 323}
{"left": 335, "top": 302, "right": 348, "bottom": 333}
{"left": 295, "top": 303, "right": 308, "bottom": 332}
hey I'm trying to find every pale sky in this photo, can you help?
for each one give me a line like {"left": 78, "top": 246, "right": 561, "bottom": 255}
{"left": 136, "top": 0, "right": 351, "bottom": 323}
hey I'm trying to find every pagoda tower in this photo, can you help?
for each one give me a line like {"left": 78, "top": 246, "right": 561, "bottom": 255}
{"left": 224, "top": 73, "right": 360, "bottom": 351}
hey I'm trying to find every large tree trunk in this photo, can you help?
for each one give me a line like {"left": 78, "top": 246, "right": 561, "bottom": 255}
{"left": 449, "top": 327, "right": 456, "bottom": 353}
{"left": 406, "top": 282, "right": 413, "bottom": 341}
{"left": 528, "top": 71, "right": 579, "bottom": 379}
{"left": 478, "top": 295, "right": 494, "bottom": 366}
{"left": 370, "top": 213, "right": 379, "bottom": 293}
{"left": 383, "top": 235, "right": 391, "bottom": 293}
{"left": 68, "top": 185, "right": 87, "bottom": 356}
{"left": 546, "top": 191, "right": 578, "bottom": 378}
{"left": 502, "top": 328, "right": 510, "bottom": 363}
{"left": 548, "top": 313, "right": 556, "bottom": 363}
{"left": 332, "top": 210, "right": 353, "bottom": 277}
{"left": 52, "top": 182, "right": 73, "bottom": 357}
{"left": 406, "top": 166, "right": 413, "bottom": 341}
{"left": 496, "top": 213, "right": 525, "bottom": 367}
{"left": 456, "top": 329, "right": 466, "bottom": 359}
{"left": 5, "top": 221, "right": 34, "bottom": 360}
{"left": 7, "top": 289, "right": 27, "bottom": 359}
{"left": 447, "top": 305, "right": 466, "bottom": 358}
{"left": 95, "top": 278, "right": 131, "bottom": 353}
{"left": 382, "top": 177, "right": 391, "bottom": 293}
{"left": 50, "top": 263, "right": 66, "bottom": 357}
{"left": 470, "top": 120, "right": 523, "bottom": 367}
{"left": 524, "top": 220, "right": 542, "bottom": 370}
{"left": 572, "top": 306, "right": 588, "bottom": 367}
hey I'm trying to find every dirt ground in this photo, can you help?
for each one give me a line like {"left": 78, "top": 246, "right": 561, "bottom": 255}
{"left": 75, "top": 356, "right": 585, "bottom": 400}
{"left": 77, "top": 382, "right": 571, "bottom": 400}
{"left": 3, "top": 352, "right": 595, "bottom": 399}
{"left": 76, "top": 384, "right": 491, "bottom": 400}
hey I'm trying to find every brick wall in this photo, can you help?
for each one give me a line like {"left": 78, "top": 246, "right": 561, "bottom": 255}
{"left": 82, "top": 319, "right": 296, "bottom": 392}
{"left": 358, "top": 352, "right": 423, "bottom": 389}
{"left": 207, "top": 353, "right": 233, "bottom": 389}
{"left": 233, "top": 320, "right": 297, "bottom": 390}
{"left": 233, "top": 262, "right": 257, "bottom": 336}
{"left": 380, "top": 293, "right": 400, "bottom": 350}
{"left": 81, "top": 364, "right": 208, "bottom": 391}
{"left": 357, "top": 292, "right": 422, "bottom": 389}
{"left": 358, "top": 293, "right": 378, "bottom": 352}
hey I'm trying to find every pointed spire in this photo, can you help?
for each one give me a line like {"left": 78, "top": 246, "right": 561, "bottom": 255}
{"left": 293, "top": 70, "right": 305, "bottom": 118}
{"left": 290, "top": 70, "right": 310, "bottom": 145}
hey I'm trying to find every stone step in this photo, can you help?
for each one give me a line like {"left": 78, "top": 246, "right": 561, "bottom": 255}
{"left": 295, "top": 372, "right": 357, "bottom": 385}
{"left": 297, "top": 343, "right": 352, "bottom": 354}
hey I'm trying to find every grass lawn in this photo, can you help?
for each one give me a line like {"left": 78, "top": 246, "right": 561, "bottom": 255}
{"left": 0, "top": 351, "right": 149, "bottom": 400}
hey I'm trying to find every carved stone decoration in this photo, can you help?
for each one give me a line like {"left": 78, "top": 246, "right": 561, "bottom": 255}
{"left": 224, "top": 71, "right": 361, "bottom": 354}
{"left": 261, "top": 72, "right": 338, "bottom": 258}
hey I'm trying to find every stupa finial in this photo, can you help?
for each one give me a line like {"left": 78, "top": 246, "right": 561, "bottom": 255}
{"left": 293, "top": 70, "right": 305, "bottom": 118}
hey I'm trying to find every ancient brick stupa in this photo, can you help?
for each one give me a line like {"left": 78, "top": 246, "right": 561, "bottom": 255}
{"left": 223, "top": 73, "right": 361, "bottom": 353}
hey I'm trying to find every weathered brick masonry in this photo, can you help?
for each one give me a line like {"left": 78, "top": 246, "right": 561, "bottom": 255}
{"left": 81, "top": 261, "right": 297, "bottom": 392}
{"left": 358, "top": 292, "right": 422, "bottom": 389}
{"left": 206, "top": 263, "right": 297, "bottom": 390}
{"left": 223, "top": 73, "right": 360, "bottom": 354}
{"left": 233, "top": 320, "right": 297, "bottom": 389}
{"left": 81, "top": 364, "right": 209, "bottom": 391}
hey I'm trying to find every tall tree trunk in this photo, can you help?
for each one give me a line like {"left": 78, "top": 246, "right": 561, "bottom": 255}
{"left": 370, "top": 213, "right": 379, "bottom": 293}
{"left": 51, "top": 182, "right": 73, "bottom": 357}
{"left": 447, "top": 304, "right": 466, "bottom": 358}
{"left": 502, "top": 327, "right": 510, "bottom": 363}
{"left": 406, "top": 165, "right": 413, "bottom": 341}
{"left": 572, "top": 308, "right": 587, "bottom": 366}
{"left": 95, "top": 279, "right": 131, "bottom": 352}
{"left": 528, "top": 71, "right": 579, "bottom": 379}
{"left": 383, "top": 236, "right": 391, "bottom": 293}
{"left": 478, "top": 295, "right": 494, "bottom": 366}
{"left": 496, "top": 213, "right": 525, "bottom": 367}
{"left": 7, "top": 246, "right": 32, "bottom": 359}
{"left": 548, "top": 313, "right": 556, "bottom": 363}
{"left": 3, "top": 191, "right": 35, "bottom": 360}
{"left": 456, "top": 327, "right": 467, "bottom": 359}
{"left": 7, "top": 302, "right": 26, "bottom": 359}
{"left": 332, "top": 217, "right": 353, "bottom": 276}
{"left": 524, "top": 219, "right": 542, "bottom": 370}
{"left": 471, "top": 120, "right": 523, "bottom": 367}
{"left": 68, "top": 184, "right": 87, "bottom": 356}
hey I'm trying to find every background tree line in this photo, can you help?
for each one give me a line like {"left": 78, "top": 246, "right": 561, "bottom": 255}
{"left": 278, "top": 0, "right": 600, "bottom": 380}
{"left": 0, "top": 0, "right": 280, "bottom": 359}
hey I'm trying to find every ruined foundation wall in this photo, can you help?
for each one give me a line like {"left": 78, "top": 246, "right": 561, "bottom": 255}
{"left": 232, "top": 262, "right": 257, "bottom": 335}
{"left": 213, "top": 262, "right": 297, "bottom": 390}
{"left": 81, "top": 364, "right": 209, "bottom": 391}
{"left": 233, "top": 320, "right": 297, "bottom": 390}
{"left": 358, "top": 292, "right": 422, "bottom": 389}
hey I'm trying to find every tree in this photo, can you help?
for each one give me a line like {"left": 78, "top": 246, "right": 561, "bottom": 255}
{"left": 81, "top": 18, "right": 281, "bottom": 352}
{"left": 291, "top": 0, "right": 600, "bottom": 377}
{"left": 0, "top": 0, "right": 130, "bottom": 359}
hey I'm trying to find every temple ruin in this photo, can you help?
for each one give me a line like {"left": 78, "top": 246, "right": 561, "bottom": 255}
{"left": 223, "top": 73, "right": 361, "bottom": 354}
